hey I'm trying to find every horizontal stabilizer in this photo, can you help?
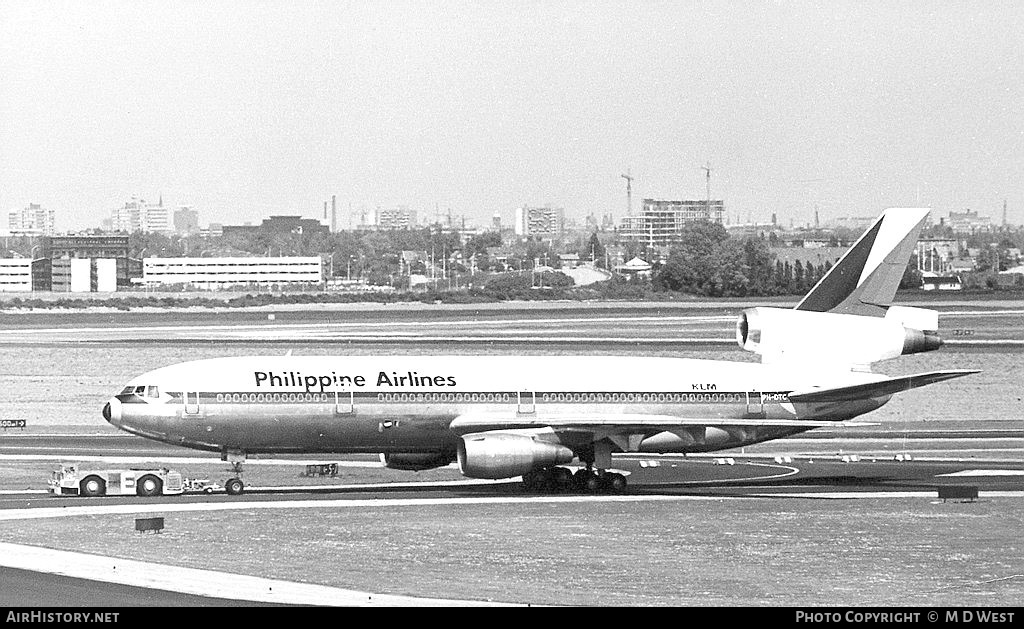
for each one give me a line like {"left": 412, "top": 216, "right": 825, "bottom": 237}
{"left": 787, "top": 370, "right": 979, "bottom": 404}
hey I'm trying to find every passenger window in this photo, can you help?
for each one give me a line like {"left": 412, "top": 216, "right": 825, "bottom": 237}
{"left": 147, "top": 386, "right": 160, "bottom": 398}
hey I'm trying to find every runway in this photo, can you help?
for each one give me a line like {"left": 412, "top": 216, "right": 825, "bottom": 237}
{"left": 0, "top": 301, "right": 1021, "bottom": 606}
{"left": 1, "top": 430, "right": 1022, "bottom": 606}
{"left": 0, "top": 303, "right": 1021, "bottom": 346}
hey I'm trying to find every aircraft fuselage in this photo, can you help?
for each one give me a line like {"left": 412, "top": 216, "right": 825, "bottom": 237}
{"left": 103, "top": 355, "right": 888, "bottom": 458}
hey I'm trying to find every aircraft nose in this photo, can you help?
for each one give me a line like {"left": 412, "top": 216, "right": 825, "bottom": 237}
{"left": 103, "top": 398, "right": 122, "bottom": 425}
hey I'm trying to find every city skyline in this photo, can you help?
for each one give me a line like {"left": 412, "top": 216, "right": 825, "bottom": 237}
{"left": 2, "top": 2, "right": 1022, "bottom": 232}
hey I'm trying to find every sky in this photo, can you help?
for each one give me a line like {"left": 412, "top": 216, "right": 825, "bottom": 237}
{"left": 1, "top": 1, "right": 1022, "bottom": 232}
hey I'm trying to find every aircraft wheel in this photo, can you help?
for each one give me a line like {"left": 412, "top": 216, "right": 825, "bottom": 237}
{"left": 534, "top": 468, "right": 555, "bottom": 491}
{"left": 521, "top": 471, "right": 538, "bottom": 491}
{"left": 573, "top": 469, "right": 592, "bottom": 490}
{"left": 137, "top": 475, "right": 162, "bottom": 497}
{"left": 607, "top": 473, "right": 627, "bottom": 494}
{"left": 584, "top": 474, "right": 603, "bottom": 493}
{"left": 80, "top": 476, "right": 105, "bottom": 497}
{"left": 551, "top": 467, "right": 574, "bottom": 491}
{"left": 225, "top": 478, "right": 244, "bottom": 496}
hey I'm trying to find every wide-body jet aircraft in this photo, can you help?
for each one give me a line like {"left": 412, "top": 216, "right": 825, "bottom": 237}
{"left": 102, "top": 207, "right": 976, "bottom": 495}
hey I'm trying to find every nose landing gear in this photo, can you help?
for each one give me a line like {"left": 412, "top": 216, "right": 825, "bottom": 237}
{"left": 222, "top": 449, "right": 246, "bottom": 495}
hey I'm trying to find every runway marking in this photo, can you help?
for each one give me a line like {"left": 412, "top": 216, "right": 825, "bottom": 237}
{"left": 0, "top": 315, "right": 737, "bottom": 337}
{"left": 0, "top": 454, "right": 388, "bottom": 466}
{"left": 747, "top": 491, "right": 1024, "bottom": 499}
{"left": 941, "top": 310, "right": 1024, "bottom": 316}
{"left": 0, "top": 542, "right": 516, "bottom": 607}
{"left": 936, "top": 470, "right": 1024, "bottom": 477}
{"left": 7, "top": 489, "right": 1024, "bottom": 523}
{"left": 652, "top": 462, "right": 802, "bottom": 485}
{"left": 0, "top": 494, "right": 745, "bottom": 522}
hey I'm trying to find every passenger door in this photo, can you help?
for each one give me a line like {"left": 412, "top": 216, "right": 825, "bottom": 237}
{"left": 517, "top": 390, "right": 536, "bottom": 415}
{"left": 745, "top": 391, "right": 765, "bottom": 418}
{"left": 335, "top": 390, "right": 354, "bottom": 415}
{"left": 184, "top": 391, "right": 201, "bottom": 415}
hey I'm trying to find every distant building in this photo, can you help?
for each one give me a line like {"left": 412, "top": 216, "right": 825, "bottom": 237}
{"left": 948, "top": 257, "right": 976, "bottom": 273}
{"left": 41, "top": 235, "right": 135, "bottom": 291}
{"left": 618, "top": 198, "right": 724, "bottom": 247}
{"left": 222, "top": 215, "right": 328, "bottom": 238}
{"left": 174, "top": 207, "right": 199, "bottom": 236}
{"left": 514, "top": 205, "right": 564, "bottom": 238}
{"left": 828, "top": 216, "right": 876, "bottom": 231}
{"left": 947, "top": 209, "right": 992, "bottom": 234}
{"left": 0, "top": 258, "right": 33, "bottom": 292}
{"left": 8, "top": 203, "right": 55, "bottom": 236}
{"left": 558, "top": 253, "right": 580, "bottom": 269}
{"left": 801, "top": 239, "right": 833, "bottom": 249}
{"left": 202, "top": 223, "right": 224, "bottom": 238}
{"left": 921, "top": 273, "right": 962, "bottom": 291}
{"left": 142, "top": 257, "right": 323, "bottom": 290}
{"left": 375, "top": 207, "right": 418, "bottom": 230}
{"left": 603, "top": 244, "right": 628, "bottom": 268}
{"left": 917, "top": 238, "right": 960, "bottom": 274}
{"left": 110, "top": 197, "right": 172, "bottom": 234}
{"left": 614, "top": 257, "right": 653, "bottom": 279}
{"left": 48, "top": 257, "right": 118, "bottom": 292}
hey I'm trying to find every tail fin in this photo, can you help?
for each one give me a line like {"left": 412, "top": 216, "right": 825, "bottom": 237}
{"left": 796, "top": 208, "right": 930, "bottom": 317}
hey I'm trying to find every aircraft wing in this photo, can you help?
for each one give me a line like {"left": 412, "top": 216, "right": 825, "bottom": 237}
{"left": 787, "top": 369, "right": 979, "bottom": 404}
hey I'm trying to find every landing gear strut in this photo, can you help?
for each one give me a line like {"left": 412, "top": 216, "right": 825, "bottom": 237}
{"left": 222, "top": 449, "right": 246, "bottom": 495}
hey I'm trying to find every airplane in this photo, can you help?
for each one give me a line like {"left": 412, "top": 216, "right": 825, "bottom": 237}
{"left": 102, "top": 207, "right": 977, "bottom": 495}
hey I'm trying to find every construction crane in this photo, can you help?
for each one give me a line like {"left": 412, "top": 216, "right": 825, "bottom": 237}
{"left": 621, "top": 169, "right": 634, "bottom": 216}
{"left": 701, "top": 162, "right": 712, "bottom": 218}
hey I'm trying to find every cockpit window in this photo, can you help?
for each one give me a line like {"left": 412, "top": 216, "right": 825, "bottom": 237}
{"left": 120, "top": 386, "right": 135, "bottom": 395}
{"left": 134, "top": 386, "right": 146, "bottom": 395}
{"left": 147, "top": 386, "right": 160, "bottom": 398}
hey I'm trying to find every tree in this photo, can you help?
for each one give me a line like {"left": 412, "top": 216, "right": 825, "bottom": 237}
{"left": 653, "top": 221, "right": 741, "bottom": 296}
{"left": 579, "top": 232, "right": 605, "bottom": 266}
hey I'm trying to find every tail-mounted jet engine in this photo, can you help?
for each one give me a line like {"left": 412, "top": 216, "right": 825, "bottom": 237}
{"left": 736, "top": 306, "right": 941, "bottom": 365}
{"left": 458, "top": 431, "right": 574, "bottom": 480}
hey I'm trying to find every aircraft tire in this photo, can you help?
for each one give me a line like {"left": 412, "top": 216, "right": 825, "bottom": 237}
{"left": 607, "top": 473, "right": 627, "bottom": 494}
{"left": 521, "top": 471, "right": 537, "bottom": 491}
{"left": 534, "top": 468, "right": 555, "bottom": 491}
{"left": 551, "top": 467, "right": 574, "bottom": 491}
{"left": 584, "top": 474, "right": 603, "bottom": 493}
{"left": 136, "top": 475, "right": 162, "bottom": 497}
{"left": 225, "top": 478, "right": 244, "bottom": 495}
{"left": 80, "top": 476, "right": 105, "bottom": 497}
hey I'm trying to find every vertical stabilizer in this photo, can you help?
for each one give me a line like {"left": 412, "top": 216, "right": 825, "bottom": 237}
{"left": 796, "top": 208, "right": 929, "bottom": 317}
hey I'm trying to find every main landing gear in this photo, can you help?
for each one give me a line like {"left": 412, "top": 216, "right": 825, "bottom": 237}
{"left": 521, "top": 466, "right": 627, "bottom": 494}
{"left": 521, "top": 441, "right": 628, "bottom": 494}
{"left": 222, "top": 449, "right": 246, "bottom": 496}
